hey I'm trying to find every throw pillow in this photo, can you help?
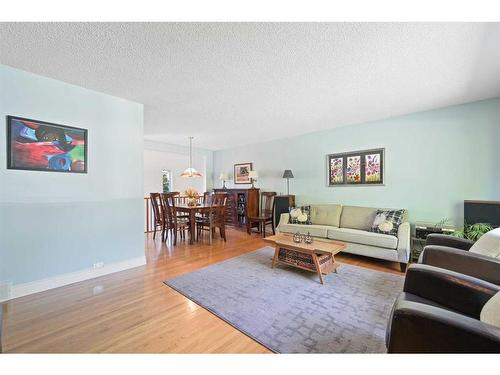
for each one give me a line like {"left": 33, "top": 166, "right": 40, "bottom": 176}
{"left": 289, "top": 205, "right": 312, "bottom": 225}
{"left": 480, "top": 291, "right": 500, "bottom": 328}
{"left": 370, "top": 209, "right": 405, "bottom": 236}
{"left": 469, "top": 227, "right": 500, "bottom": 259}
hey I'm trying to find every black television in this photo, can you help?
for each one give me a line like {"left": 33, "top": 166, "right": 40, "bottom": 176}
{"left": 464, "top": 200, "right": 500, "bottom": 228}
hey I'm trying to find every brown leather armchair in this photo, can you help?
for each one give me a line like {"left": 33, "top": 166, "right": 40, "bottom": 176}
{"left": 419, "top": 234, "right": 500, "bottom": 285}
{"left": 386, "top": 264, "right": 500, "bottom": 353}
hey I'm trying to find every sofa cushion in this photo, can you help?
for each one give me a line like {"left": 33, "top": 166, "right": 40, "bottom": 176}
{"left": 279, "top": 223, "right": 330, "bottom": 238}
{"left": 339, "top": 206, "right": 378, "bottom": 231}
{"left": 469, "top": 227, "right": 500, "bottom": 259}
{"left": 327, "top": 227, "right": 398, "bottom": 249}
{"left": 310, "top": 204, "right": 342, "bottom": 227}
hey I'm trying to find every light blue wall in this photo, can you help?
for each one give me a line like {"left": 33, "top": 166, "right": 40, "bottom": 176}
{"left": 214, "top": 98, "right": 500, "bottom": 225}
{"left": 0, "top": 65, "right": 144, "bottom": 284}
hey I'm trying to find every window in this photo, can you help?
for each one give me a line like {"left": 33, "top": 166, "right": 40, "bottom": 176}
{"left": 162, "top": 169, "right": 172, "bottom": 193}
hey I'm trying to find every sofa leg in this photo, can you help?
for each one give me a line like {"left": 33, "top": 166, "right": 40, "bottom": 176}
{"left": 399, "top": 262, "right": 407, "bottom": 273}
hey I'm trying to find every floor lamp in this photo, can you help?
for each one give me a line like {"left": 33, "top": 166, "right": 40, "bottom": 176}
{"left": 282, "top": 169, "right": 294, "bottom": 195}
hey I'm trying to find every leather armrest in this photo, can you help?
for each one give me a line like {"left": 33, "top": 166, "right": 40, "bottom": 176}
{"left": 387, "top": 297, "right": 500, "bottom": 353}
{"left": 420, "top": 246, "right": 500, "bottom": 285}
{"left": 425, "top": 233, "right": 474, "bottom": 250}
{"left": 403, "top": 264, "right": 500, "bottom": 318}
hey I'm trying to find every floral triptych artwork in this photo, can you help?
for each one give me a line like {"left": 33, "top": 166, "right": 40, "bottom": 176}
{"left": 328, "top": 148, "right": 384, "bottom": 186}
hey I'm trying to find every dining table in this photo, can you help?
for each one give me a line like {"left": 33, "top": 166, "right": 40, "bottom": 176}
{"left": 174, "top": 203, "right": 223, "bottom": 244}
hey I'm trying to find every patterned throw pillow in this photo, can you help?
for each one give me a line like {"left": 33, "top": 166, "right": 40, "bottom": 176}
{"left": 370, "top": 209, "right": 405, "bottom": 236}
{"left": 289, "top": 205, "right": 312, "bottom": 225}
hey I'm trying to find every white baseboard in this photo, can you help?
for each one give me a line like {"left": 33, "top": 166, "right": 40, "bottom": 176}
{"left": 1, "top": 256, "right": 146, "bottom": 303}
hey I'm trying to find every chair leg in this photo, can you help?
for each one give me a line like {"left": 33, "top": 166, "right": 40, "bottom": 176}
{"left": 153, "top": 224, "right": 157, "bottom": 239}
{"left": 247, "top": 220, "right": 251, "bottom": 235}
{"left": 272, "top": 220, "right": 275, "bottom": 235}
{"left": 262, "top": 222, "right": 266, "bottom": 238}
{"left": 173, "top": 226, "right": 177, "bottom": 246}
{"left": 161, "top": 223, "right": 166, "bottom": 242}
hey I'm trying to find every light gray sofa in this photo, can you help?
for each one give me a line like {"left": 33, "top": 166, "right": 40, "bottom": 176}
{"left": 278, "top": 204, "right": 411, "bottom": 271}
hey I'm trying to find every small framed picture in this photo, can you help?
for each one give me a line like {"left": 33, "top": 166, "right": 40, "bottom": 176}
{"left": 234, "top": 162, "right": 253, "bottom": 184}
{"left": 7, "top": 115, "right": 88, "bottom": 173}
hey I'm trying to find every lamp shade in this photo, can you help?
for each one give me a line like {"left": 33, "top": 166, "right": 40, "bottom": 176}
{"left": 180, "top": 167, "right": 202, "bottom": 178}
{"left": 219, "top": 173, "right": 229, "bottom": 180}
{"left": 248, "top": 170, "right": 258, "bottom": 179}
{"left": 282, "top": 169, "right": 294, "bottom": 179}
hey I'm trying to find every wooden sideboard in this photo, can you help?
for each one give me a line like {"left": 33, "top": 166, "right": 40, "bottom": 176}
{"left": 213, "top": 188, "right": 259, "bottom": 227}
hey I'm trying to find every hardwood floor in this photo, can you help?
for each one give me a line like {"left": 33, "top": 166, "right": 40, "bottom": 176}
{"left": 1, "top": 228, "right": 403, "bottom": 353}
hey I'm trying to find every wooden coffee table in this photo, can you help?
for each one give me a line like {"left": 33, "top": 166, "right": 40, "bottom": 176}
{"left": 264, "top": 234, "right": 346, "bottom": 284}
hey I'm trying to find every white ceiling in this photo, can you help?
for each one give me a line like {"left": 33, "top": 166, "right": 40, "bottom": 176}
{"left": 1, "top": 22, "right": 500, "bottom": 150}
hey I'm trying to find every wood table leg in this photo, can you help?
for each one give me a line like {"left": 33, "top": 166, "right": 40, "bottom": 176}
{"left": 312, "top": 253, "right": 324, "bottom": 284}
{"left": 272, "top": 246, "right": 280, "bottom": 268}
{"left": 189, "top": 210, "right": 196, "bottom": 244}
{"left": 332, "top": 255, "right": 338, "bottom": 273}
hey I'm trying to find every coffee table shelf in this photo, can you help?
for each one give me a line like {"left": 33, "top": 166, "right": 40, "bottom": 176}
{"left": 264, "top": 234, "right": 347, "bottom": 284}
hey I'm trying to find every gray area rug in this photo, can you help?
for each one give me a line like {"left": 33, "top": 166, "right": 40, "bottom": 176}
{"left": 165, "top": 247, "right": 404, "bottom": 353}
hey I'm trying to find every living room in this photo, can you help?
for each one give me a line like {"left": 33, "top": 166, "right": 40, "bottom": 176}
{"left": 1, "top": 1, "right": 500, "bottom": 373}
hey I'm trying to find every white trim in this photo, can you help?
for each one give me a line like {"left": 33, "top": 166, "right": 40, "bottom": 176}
{"left": 0, "top": 256, "right": 146, "bottom": 303}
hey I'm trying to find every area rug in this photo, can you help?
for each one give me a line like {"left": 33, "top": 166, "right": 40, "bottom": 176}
{"left": 164, "top": 247, "right": 404, "bottom": 353}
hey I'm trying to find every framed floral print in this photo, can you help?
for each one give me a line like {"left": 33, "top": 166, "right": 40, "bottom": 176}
{"left": 234, "top": 162, "right": 253, "bottom": 184}
{"left": 327, "top": 148, "right": 384, "bottom": 186}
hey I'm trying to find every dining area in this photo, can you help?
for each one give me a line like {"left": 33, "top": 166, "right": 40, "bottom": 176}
{"left": 147, "top": 191, "right": 229, "bottom": 245}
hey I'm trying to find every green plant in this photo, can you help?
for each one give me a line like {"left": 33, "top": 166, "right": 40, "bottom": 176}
{"left": 434, "top": 218, "right": 452, "bottom": 228}
{"left": 452, "top": 223, "right": 493, "bottom": 241}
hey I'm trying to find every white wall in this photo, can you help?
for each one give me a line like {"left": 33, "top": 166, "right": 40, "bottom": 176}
{"left": 143, "top": 140, "right": 213, "bottom": 196}
{"left": 0, "top": 65, "right": 144, "bottom": 285}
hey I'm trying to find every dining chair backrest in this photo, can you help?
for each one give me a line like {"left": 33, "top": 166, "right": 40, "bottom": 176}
{"left": 161, "top": 192, "right": 180, "bottom": 226}
{"left": 211, "top": 192, "right": 227, "bottom": 206}
{"left": 261, "top": 192, "right": 277, "bottom": 217}
{"left": 150, "top": 192, "right": 163, "bottom": 225}
{"left": 203, "top": 191, "right": 212, "bottom": 204}
{"left": 210, "top": 192, "right": 228, "bottom": 222}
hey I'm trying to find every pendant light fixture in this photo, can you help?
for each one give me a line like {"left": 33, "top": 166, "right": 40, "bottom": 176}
{"left": 180, "top": 136, "right": 202, "bottom": 178}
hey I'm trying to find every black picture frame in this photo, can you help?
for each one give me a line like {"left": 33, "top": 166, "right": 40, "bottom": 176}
{"left": 6, "top": 115, "right": 88, "bottom": 173}
{"left": 327, "top": 148, "right": 384, "bottom": 186}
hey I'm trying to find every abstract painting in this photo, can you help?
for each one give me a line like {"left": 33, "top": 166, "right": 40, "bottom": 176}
{"left": 234, "top": 162, "right": 253, "bottom": 184}
{"left": 328, "top": 148, "right": 384, "bottom": 186}
{"left": 7, "top": 116, "right": 87, "bottom": 173}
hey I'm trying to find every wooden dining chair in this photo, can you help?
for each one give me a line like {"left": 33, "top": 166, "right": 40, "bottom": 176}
{"left": 150, "top": 192, "right": 165, "bottom": 240}
{"left": 196, "top": 192, "right": 228, "bottom": 243}
{"left": 161, "top": 192, "right": 190, "bottom": 245}
{"left": 196, "top": 191, "right": 212, "bottom": 219}
{"left": 247, "top": 192, "right": 277, "bottom": 238}
{"left": 202, "top": 191, "right": 212, "bottom": 204}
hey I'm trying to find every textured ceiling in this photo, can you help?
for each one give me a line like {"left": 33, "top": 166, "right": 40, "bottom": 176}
{"left": 1, "top": 22, "right": 500, "bottom": 150}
